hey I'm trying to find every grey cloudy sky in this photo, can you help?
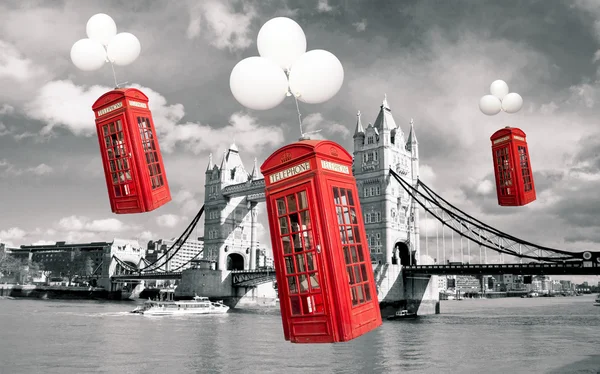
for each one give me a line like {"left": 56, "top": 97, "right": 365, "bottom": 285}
{"left": 1, "top": 0, "right": 599, "bottom": 282}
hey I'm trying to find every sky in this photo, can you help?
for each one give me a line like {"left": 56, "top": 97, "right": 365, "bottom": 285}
{"left": 1, "top": 0, "right": 600, "bottom": 283}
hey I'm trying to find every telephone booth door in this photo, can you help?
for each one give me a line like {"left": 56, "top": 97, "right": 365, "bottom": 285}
{"left": 493, "top": 144, "right": 517, "bottom": 206}
{"left": 98, "top": 117, "right": 140, "bottom": 210}
{"left": 269, "top": 181, "right": 334, "bottom": 343}
{"left": 517, "top": 145, "right": 535, "bottom": 200}
{"left": 325, "top": 179, "right": 379, "bottom": 339}
{"left": 134, "top": 115, "right": 167, "bottom": 195}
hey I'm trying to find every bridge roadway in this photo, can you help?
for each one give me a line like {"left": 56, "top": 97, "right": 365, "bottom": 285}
{"left": 403, "top": 262, "right": 600, "bottom": 276}
{"left": 110, "top": 268, "right": 277, "bottom": 287}
{"left": 111, "top": 262, "right": 600, "bottom": 284}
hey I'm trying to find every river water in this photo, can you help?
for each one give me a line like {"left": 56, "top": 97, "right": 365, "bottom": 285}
{"left": 0, "top": 295, "right": 599, "bottom": 374}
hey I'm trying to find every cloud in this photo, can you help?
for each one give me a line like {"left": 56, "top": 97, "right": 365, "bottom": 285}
{"left": 301, "top": 113, "right": 350, "bottom": 140}
{"left": 419, "top": 164, "right": 436, "bottom": 184}
{"left": 0, "top": 159, "right": 53, "bottom": 176}
{"left": 0, "top": 104, "right": 14, "bottom": 115}
{"left": 136, "top": 230, "right": 155, "bottom": 243}
{"left": 156, "top": 214, "right": 185, "bottom": 228}
{"left": 475, "top": 179, "right": 494, "bottom": 196}
{"left": 317, "top": 0, "right": 333, "bottom": 13}
{"left": 186, "top": 0, "right": 257, "bottom": 51}
{"left": 24, "top": 80, "right": 285, "bottom": 155}
{"left": 57, "top": 215, "right": 135, "bottom": 233}
{"left": 0, "top": 227, "right": 27, "bottom": 241}
{"left": 32, "top": 240, "right": 56, "bottom": 245}
{"left": 25, "top": 80, "right": 116, "bottom": 136}
{"left": 0, "top": 123, "right": 9, "bottom": 136}
{"left": 160, "top": 111, "right": 285, "bottom": 155}
{"left": 173, "top": 189, "right": 202, "bottom": 215}
{"left": 0, "top": 40, "right": 46, "bottom": 82}
{"left": 353, "top": 19, "right": 367, "bottom": 32}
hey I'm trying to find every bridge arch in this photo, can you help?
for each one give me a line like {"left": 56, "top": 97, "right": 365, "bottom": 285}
{"left": 122, "top": 260, "right": 138, "bottom": 269}
{"left": 226, "top": 253, "right": 245, "bottom": 270}
{"left": 393, "top": 241, "right": 413, "bottom": 266}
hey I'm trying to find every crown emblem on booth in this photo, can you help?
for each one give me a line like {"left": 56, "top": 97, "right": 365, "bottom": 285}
{"left": 329, "top": 147, "right": 338, "bottom": 157}
{"left": 280, "top": 152, "right": 293, "bottom": 163}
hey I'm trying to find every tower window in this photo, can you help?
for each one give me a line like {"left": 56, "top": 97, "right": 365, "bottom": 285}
{"left": 367, "top": 136, "right": 374, "bottom": 144}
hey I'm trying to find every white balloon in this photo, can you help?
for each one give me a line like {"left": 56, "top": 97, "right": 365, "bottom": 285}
{"left": 288, "top": 50, "right": 344, "bottom": 105}
{"left": 479, "top": 95, "right": 502, "bottom": 116}
{"left": 70, "top": 38, "right": 107, "bottom": 71}
{"left": 107, "top": 33, "right": 141, "bottom": 66}
{"left": 502, "top": 92, "right": 523, "bottom": 113}
{"left": 490, "top": 80, "right": 509, "bottom": 100}
{"left": 257, "top": 17, "right": 307, "bottom": 71}
{"left": 229, "top": 56, "right": 289, "bottom": 111}
{"left": 86, "top": 13, "right": 117, "bottom": 46}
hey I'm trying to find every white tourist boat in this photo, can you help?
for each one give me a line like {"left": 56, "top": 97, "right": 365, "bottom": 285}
{"left": 130, "top": 295, "right": 229, "bottom": 316}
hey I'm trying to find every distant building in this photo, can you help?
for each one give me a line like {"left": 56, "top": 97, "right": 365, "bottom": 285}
{"left": 147, "top": 237, "right": 204, "bottom": 271}
{"left": 531, "top": 275, "right": 552, "bottom": 294}
{"left": 438, "top": 276, "right": 448, "bottom": 292}
{"left": 455, "top": 275, "right": 481, "bottom": 292}
{"left": 255, "top": 247, "right": 274, "bottom": 269}
{"left": 559, "top": 280, "right": 573, "bottom": 291}
{"left": 492, "top": 274, "right": 526, "bottom": 291}
{"left": 10, "top": 239, "right": 144, "bottom": 280}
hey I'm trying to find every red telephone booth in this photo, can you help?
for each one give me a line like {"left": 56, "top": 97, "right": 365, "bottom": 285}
{"left": 92, "top": 88, "right": 171, "bottom": 214}
{"left": 261, "top": 140, "right": 382, "bottom": 344}
{"left": 490, "top": 126, "right": 536, "bottom": 206}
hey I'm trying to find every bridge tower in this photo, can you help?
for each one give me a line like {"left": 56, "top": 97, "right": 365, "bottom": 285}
{"left": 352, "top": 95, "right": 435, "bottom": 314}
{"left": 202, "top": 142, "right": 261, "bottom": 271}
{"left": 352, "top": 95, "right": 420, "bottom": 266}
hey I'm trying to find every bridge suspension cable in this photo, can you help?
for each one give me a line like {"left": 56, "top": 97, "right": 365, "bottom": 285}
{"left": 389, "top": 168, "right": 588, "bottom": 263}
{"left": 115, "top": 205, "right": 205, "bottom": 273}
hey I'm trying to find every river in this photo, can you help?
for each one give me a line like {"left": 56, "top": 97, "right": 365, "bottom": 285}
{"left": 0, "top": 295, "right": 598, "bottom": 373}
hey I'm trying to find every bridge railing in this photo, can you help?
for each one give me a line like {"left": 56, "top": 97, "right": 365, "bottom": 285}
{"left": 405, "top": 262, "right": 591, "bottom": 270}
{"left": 230, "top": 267, "right": 275, "bottom": 274}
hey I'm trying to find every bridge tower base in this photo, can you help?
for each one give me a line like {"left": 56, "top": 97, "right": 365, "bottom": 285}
{"left": 375, "top": 264, "right": 440, "bottom": 317}
{"left": 174, "top": 268, "right": 278, "bottom": 309}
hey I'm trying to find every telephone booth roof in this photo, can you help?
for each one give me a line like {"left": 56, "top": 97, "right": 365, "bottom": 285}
{"left": 490, "top": 126, "right": 526, "bottom": 141}
{"left": 260, "top": 139, "right": 353, "bottom": 174}
{"left": 92, "top": 88, "right": 149, "bottom": 110}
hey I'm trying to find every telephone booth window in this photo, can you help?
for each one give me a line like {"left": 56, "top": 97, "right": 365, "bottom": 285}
{"left": 332, "top": 186, "right": 372, "bottom": 306}
{"left": 495, "top": 147, "right": 512, "bottom": 196}
{"left": 102, "top": 120, "right": 134, "bottom": 198}
{"left": 137, "top": 116, "right": 164, "bottom": 190}
{"left": 276, "top": 189, "right": 324, "bottom": 317}
{"left": 518, "top": 146, "right": 532, "bottom": 192}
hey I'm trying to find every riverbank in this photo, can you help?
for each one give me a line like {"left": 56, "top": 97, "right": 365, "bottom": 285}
{"left": 0, "top": 284, "right": 132, "bottom": 301}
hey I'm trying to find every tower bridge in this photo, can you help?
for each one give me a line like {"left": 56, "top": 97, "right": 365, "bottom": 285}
{"left": 111, "top": 95, "right": 600, "bottom": 314}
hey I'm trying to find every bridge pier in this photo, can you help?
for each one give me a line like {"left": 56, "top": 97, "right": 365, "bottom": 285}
{"left": 375, "top": 264, "right": 440, "bottom": 317}
{"left": 174, "top": 266, "right": 278, "bottom": 309}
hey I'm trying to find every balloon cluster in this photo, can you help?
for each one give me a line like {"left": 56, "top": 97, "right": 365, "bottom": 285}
{"left": 479, "top": 80, "right": 523, "bottom": 116}
{"left": 229, "top": 17, "right": 345, "bottom": 111}
{"left": 70, "top": 13, "right": 141, "bottom": 72}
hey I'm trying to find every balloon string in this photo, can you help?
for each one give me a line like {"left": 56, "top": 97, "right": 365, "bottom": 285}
{"left": 110, "top": 61, "right": 118, "bottom": 88}
{"left": 293, "top": 94, "right": 304, "bottom": 138}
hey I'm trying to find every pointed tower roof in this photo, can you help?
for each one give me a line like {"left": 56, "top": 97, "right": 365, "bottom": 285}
{"left": 250, "top": 157, "right": 263, "bottom": 180}
{"left": 206, "top": 153, "right": 214, "bottom": 171}
{"left": 406, "top": 118, "right": 418, "bottom": 151}
{"left": 373, "top": 93, "right": 398, "bottom": 132}
{"left": 229, "top": 141, "right": 239, "bottom": 153}
{"left": 353, "top": 110, "right": 365, "bottom": 137}
{"left": 219, "top": 150, "right": 227, "bottom": 170}
{"left": 382, "top": 93, "right": 390, "bottom": 110}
